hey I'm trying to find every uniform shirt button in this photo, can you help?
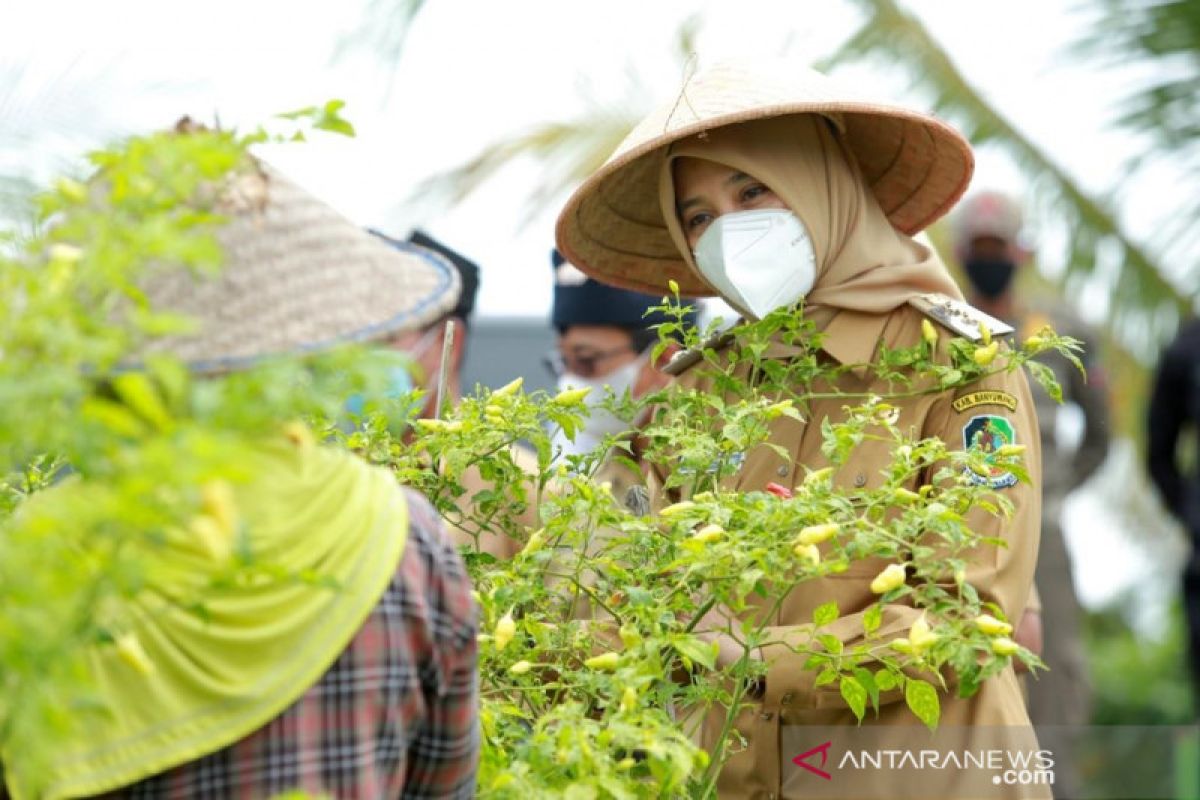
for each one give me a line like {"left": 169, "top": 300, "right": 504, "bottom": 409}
{"left": 761, "top": 711, "right": 774, "bottom": 721}
{"left": 776, "top": 464, "right": 789, "bottom": 477}
{"left": 854, "top": 473, "right": 867, "bottom": 487}
{"left": 781, "top": 692, "right": 794, "bottom": 704}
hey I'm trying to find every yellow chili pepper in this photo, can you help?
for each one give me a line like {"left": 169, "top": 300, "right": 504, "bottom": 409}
{"left": 493, "top": 611, "right": 517, "bottom": 652}
{"left": 973, "top": 341, "right": 1000, "bottom": 367}
{"left": 492, "top": 376, "right": 524, "bottom": 398}
{"left": 798, "top": 523, "right": 839, "bottom": 545}
{"left": 909, "top": 615, "right": 938, "bottom": 652}
{"left": 793, "top": 543, "right": 821, "bottom": 565}
{"left": 765, "top": 399, "right": 794, "bottom": 419}
{"left": 660, "top": 501, "right": 696, "bottom": 518}
{"left": 978, "top": 320, "right": 992, "bottom": 346}
{"left": 974, "top": 614, "right": 1014, "bottom": 636}
{"left": 921, "top": 319, "right": 939, "bottom": 348}
{"left": 691, "top": 524, "right": 724, "bottom": 544}
{"left": 520, "top": 529, "right": 546, "bottom": 557}
{"left": 619, "top": 623, "right": 641, "bottom": 650}
{"left": 585, "top": 652, "right": 621, "bottom": 671}
{"left": 552, "top": 386, "right": 592, "bottom": 405}
{"left": 870, "top": 563, "right": 907, "bottom": 594}
{"left": 509, "top": 660, "right": 533, "bottom": 675}
{"left": 991, "top": 637, "right": 1020, "bottom": 656}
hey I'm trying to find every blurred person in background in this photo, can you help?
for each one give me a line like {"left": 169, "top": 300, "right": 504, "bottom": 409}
{"left": 373, "top": 230, "right": 541, "bottom": 559}
{"left": 1148, "top": 318, "right": 1200, "bottom": 705}
{"left": 372, "top": 229, "right": 481, "bottom": 420}
{"left": 547, "top": 248, "right": 695, "bottom": 461}
{"left": 955, "top": 190, "right": 1111, "bottom": 798}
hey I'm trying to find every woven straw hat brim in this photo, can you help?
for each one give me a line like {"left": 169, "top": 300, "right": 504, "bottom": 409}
{"left": 554, "top": 62, "right": 974, "bottom": 297}
{"left": 139, "top": 165, "right": 460, "bottom": 373}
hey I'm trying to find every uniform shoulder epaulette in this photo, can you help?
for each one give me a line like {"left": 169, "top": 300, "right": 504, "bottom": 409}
{"left": 907, "top": 292, "right": 1014, "bottom": 341}
{"left": 663, "top": 331, "right": 737, "bottom": 376}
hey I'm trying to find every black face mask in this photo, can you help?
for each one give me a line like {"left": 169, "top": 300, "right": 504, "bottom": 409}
{"left": 964, "top": 257, "right": 1016, "bottom": 299}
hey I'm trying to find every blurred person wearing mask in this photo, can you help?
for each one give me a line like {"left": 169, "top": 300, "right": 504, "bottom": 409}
{"left": 556, "top": 61, "right": 1046, "bottom": 799}
{"left": 17, "top": 157, "right": 479, "bottom": 799}
{"left": 547, "top": 248, "right": 694, "bottom": 460}
{"left": 371, "top": 229, "right": 481, "bottom": 420}
{"left": 373, "top": 230, "right": 541, "bottom": 559}
{"left": 954, "top": 193, "right": 1109, "bottom": 680}
{"left": 1148, "top": 319, "right": 1200, "bottom": 702}
{"left": 955, "top": 191, "right": 1109, "bottom": 799}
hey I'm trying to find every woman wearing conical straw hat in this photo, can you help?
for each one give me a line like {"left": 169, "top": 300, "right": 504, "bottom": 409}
{"left": 557, "top": 61, "right": 1048, "bottom": 799}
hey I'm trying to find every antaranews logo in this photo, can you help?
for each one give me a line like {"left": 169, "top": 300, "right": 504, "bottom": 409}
{"left": 792, "top": 741, "right": 833, "bottom": 780}
{"left": 790, "top": 739, "right": 1055, "bottom": 793}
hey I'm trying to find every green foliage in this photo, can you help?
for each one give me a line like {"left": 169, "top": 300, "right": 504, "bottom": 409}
{"left": 0, "top": 105, "right": 371, "bottom": 791}
{"left": 1, "top": 110, "right": 1074, "bottom": 798}
{"left": 349, "top": 289, "right": 1072, "bottom": 796}
{"left": 1075, "top": 598, "right": 1194, "bottom": 797}
{"left": 1084, "top": 597, "right": 1193, "bottom": 725}
{"left": 276, "top": 100, "right": 357, "bottom": 137}
{"left": 904, "top": 677, "right": 940, "bottom": 730}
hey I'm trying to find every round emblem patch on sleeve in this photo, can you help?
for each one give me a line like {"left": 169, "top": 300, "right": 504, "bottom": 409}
{"left": 962, "top": 414, "right": 1018, "bottom": 489}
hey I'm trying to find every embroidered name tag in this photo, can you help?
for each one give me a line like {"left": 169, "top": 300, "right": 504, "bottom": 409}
{"left": 952, "top": 391, "right": 1018, "bottom": 413}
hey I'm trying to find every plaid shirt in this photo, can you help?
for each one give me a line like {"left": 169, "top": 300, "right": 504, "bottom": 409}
{"left": 92, "top": 488, "right": 480, "bottom": 800}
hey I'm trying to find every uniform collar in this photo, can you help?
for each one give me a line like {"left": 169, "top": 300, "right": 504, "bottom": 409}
{"left": 667, "top": 308, "right": 894, "bottom": 378}
{"left": 760, "top": 308, "right": 891, "bottom": 376}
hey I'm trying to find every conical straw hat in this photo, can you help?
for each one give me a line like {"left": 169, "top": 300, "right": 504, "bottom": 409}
{"left": 555, "top": 60, "right": 974, "bottom": 297}
{"left": 139, "top": 163, "right": 460, "bottom": 373}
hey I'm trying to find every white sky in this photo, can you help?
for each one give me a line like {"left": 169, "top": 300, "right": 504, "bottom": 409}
{"left": 2, "top": 0, "right": 1176, "bottom": 316}
{"left": 1, "top": 0, "right": 1187, "bottom": 624}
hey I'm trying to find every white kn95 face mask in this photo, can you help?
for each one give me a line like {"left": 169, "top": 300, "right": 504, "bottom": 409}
{"left": 692, "top": 208, "right": 817, "bottom": 320}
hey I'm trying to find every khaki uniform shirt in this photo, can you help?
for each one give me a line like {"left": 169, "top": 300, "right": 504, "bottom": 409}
{"left": 646, "top": 304, "right": 1047, "bottom": 799}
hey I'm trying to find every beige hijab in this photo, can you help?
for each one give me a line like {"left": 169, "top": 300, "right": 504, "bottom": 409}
{"left": 658, "top": 114, "right": 963, "bottom": 323}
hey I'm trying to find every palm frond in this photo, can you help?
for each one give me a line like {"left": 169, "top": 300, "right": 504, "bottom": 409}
{"left": 1072, "top": 0, "right": 1200, "bottom": 139}
{"left": 333, "top": 0, "right": 429, "bottom": 97}
{"left": 407, "top": 111, "right": 637, "bottom": 229}
{"left": 0, "top": 58, "right": 131, "bottom": 231}
{"left": 829, "top": 0, "right": 1190, "bottom": 359}
{"left": 400, "top": 13, "right": 708, "bottom": 228}
{"left": 1070, "top": 0, "right": 1200, "bottom": 294}
{"left": 339, "top": 0, "right": 427, "bottom": 60}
